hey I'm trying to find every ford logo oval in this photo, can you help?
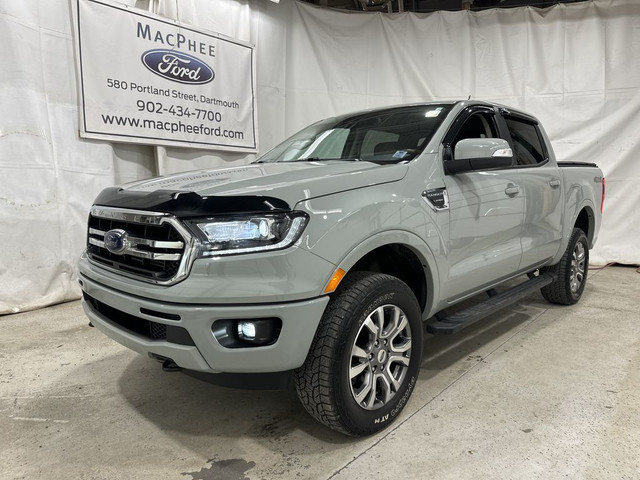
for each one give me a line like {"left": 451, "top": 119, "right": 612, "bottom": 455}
{"left": 141, "top": 49, "right": 214, "bottom": 85}
{"left": 104, "top": 229, "right": 129, "bottom": 255}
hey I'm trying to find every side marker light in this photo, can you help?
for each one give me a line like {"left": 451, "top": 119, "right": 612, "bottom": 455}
{"left": 324, "top": 268, "right": 346, "bottom": 294}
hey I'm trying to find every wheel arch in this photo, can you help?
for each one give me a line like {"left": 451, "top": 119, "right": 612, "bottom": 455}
{"left": 329, "top": 230, "right": 439, "bottom": 317}
{"left": 573, "top": 204, "right": 596, "bottom": 247}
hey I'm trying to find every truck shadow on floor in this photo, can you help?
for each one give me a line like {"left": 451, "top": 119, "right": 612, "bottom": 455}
{"left": 115, "top": 300, "right": 544, "bottom": 448}
{"left": 420, "top": 305, "right": 536, "bottom": 380}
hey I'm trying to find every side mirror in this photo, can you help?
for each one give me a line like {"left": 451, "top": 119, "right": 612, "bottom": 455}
{"left": 444, "top": 138, "right": 513, "bottom": 175}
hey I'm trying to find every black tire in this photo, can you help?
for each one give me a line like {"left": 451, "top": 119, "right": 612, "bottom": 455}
{"left": 541, "top": 228, "right": 589, "bottom": 305}
{"left": 294, "top": 271, "right": 423, "bottom": 436}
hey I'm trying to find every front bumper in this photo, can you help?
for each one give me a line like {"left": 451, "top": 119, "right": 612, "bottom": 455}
{"left": 80, "top": 273, "right": 329, "bottom": 373}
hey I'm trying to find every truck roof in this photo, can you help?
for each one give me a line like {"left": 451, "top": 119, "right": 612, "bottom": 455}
{"left": 335, "top": 100, "right": 539, "bottom": 124}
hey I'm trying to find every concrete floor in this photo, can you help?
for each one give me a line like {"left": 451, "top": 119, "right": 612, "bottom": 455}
{"left": 1, "top": 265, "right": 639, "bottom": 480}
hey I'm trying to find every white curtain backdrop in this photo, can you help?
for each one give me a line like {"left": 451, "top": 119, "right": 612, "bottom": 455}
{"left": 0, "top": 0, "right": 638, "bottom": 314}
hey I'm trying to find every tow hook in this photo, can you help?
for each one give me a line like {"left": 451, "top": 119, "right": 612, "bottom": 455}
{"left": 162, "top": 359, "right": 183, "bottom": 372}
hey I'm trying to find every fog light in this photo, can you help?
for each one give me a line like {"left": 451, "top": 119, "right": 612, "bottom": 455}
{"left": 212, "top": 318, "right": 283, "bottom": 348}
{"left": 237, "top": 319, "right": 278, "bottom": 345}
{"left": 236, "top": 318, "right": 281, "bottom": 346}
{"left": 238, "top": 321, "right": 257, "bottom": 341}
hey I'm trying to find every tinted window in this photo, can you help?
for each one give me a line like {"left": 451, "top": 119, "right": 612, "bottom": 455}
{"left": 451, "top": 112, "right": 499, "bottom": 148}
{"left": 505, "top": 117, "right": 546, "bottom": 166}
{"left": 256, "top": 105, "right": 453, "bottom": 164}
{"left": 361, "top": 130, "right": 400, "bottom": 158}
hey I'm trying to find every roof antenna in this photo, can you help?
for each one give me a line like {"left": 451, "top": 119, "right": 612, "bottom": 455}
{"left": 468, "top": 95, "right": 471, "bottom": 100}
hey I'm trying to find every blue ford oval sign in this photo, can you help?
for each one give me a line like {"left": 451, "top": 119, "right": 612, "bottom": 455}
{"left": 104, "top": 229, "right": 128, "bottom": 255}
{"left": 141, "top": 49, "right": 215, "bottom": 85}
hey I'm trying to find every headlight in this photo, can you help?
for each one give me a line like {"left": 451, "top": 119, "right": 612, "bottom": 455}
{"left": 185, "top": 211, "right": 309, "bottom": 257}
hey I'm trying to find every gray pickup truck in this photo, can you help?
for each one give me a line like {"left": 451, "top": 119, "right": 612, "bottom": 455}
{"left": 79, "top": 101, "right": 604, "bottom": 436}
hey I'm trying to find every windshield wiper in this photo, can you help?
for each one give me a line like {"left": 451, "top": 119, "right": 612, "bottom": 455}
{"left": 290, "top": 157, "right": 321, "bottom": 162}
{"left": 289, "top": 157, "right": 362, "bottom": 163}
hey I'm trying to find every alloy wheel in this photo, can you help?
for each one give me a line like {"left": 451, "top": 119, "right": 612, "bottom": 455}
{"left": 349, "top": 305, "right": 412, "bottom": 410}
{"left": 570, "top": 241, "right": 586, "bottom": 293}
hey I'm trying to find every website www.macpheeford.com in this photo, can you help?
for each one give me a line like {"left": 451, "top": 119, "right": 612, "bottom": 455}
{"left": 100, "top": 113, "right": 245, "bottom": 140}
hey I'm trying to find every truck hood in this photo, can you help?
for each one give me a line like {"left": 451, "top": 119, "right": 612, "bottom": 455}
{"left": 121, "top": 161, "right": 408, "bottom": 208}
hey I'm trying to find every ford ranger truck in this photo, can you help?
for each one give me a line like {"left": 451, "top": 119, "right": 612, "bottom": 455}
{"left": 79, "top": 101, "right": 604, "bottom": 436}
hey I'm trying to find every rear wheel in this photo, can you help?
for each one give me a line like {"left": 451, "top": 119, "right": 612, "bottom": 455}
{"left": 541, "top": 228, "right": 589, "bottom": 305}
{"left": 294, "top": 272, "right": 423, "bottom": 436}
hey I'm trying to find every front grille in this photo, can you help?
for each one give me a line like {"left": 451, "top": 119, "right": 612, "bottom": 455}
{"left": 86, "top": 207, "right": 192, "bottom": 284}
{"left": 83, "top": 292, "right": 195, "bottom": 346}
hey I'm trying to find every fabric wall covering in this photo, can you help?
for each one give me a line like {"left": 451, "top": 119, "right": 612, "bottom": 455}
{"left": 0, "top": 0, "right": 638, "bottom": 314}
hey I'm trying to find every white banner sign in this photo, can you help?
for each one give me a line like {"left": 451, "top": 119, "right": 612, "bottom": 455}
{"left": 75, "top": 0, "right": 257, "bottom": 152}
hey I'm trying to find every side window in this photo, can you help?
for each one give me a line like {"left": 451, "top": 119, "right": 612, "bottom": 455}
{"left": 504, "top": 117, "right": 546, "bottom": 166}
{"left": 451, "top": 112, "right": 499, "bottom": 148}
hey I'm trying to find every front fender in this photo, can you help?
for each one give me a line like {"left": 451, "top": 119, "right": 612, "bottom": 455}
{"left": 296, "top": 184, "right": 444, "bottom": 318}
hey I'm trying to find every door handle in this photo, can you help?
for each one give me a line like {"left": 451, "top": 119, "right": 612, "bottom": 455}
{"left": 505, "top": 184, "right": 520, "bottom": 197}
{"left": 549, "top": 179, "right": 561, "bottom": 188}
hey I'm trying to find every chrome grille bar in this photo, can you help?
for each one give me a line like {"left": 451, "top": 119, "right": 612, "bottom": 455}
{"left": 88, "top": 228, "right": 184, "bottom": 249}
{"left": 88, "top": 238, "right": 182, "bottom": 261}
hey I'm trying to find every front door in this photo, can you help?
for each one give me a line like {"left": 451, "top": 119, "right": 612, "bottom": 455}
{"left": 440, "top": 106, "right": 524, "bottom": 301}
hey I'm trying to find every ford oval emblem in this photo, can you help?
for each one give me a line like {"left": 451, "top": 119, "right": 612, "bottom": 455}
{"left": 141, "top": 49, "right": 214, "bottom": 85}
{"left": 104, "top": 229, "right": 128, "bottom": 255}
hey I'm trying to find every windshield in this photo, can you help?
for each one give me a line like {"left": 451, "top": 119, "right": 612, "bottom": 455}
{"left": 256, "top": 104, "right": 453, "bottom": 164}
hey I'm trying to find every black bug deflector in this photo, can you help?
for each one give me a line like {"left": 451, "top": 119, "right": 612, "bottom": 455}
{"left": 93, "top": 187, "right": 291, "bottom": 217}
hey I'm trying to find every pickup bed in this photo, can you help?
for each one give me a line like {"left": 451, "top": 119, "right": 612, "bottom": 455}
{"left": 79, "top": 101, "right": 604, "bottom": 436}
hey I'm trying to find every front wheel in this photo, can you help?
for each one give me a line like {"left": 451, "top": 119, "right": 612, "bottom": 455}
{"left": 294, "top": 272, "right": 423, "bottom": 436}
{"left": 541, "top": 228, "right": 589, "bottom": 305}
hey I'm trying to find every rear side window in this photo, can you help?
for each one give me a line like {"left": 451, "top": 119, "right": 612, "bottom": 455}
{"left": 505, "top": 117, "right": 546, "bottom": 166}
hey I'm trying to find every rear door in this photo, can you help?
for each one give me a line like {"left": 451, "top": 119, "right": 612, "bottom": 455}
{"left": 439, "top": 106, "right": 524, "bottom": 300}
{"left": 500, "top": 113, "right": 563, "bottom": 269}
